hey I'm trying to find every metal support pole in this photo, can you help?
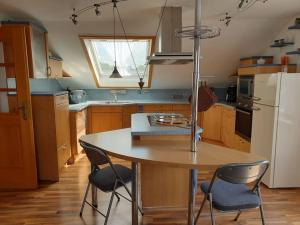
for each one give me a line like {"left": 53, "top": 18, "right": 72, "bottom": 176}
{"left": 187, "top": 168, "right": 198, "bottom": 225}
{"left": 131, "top": 162, "right": 139, "bottom": 225}
{"left": 191, "top": 0, "right": 202, "bottom": 153}
{"left": 188, "top": 0, "right": 202, "bottom": 224}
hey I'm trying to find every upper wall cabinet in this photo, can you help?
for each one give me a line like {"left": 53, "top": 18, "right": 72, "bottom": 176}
{"left": 1, "top": 22, "right": 48, "bottom": 79}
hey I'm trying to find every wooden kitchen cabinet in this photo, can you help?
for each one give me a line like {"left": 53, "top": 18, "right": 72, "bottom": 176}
{"left": 87, "top": 106, "right": 123, "bottom": 133}
{"left": 31, "top": 94, "right": 71, "bottom": 181}
{"left": 200, "top": 104, "right": 251, "bottom": 152}
{"left": 201, "top": 105, "right": 223, "bottom": 141}
{"left": 69, "top": 109, "right": 86, "bottom": 164}
{"left": 123, "top": 105, "right": 138, "bottom": 128}
{"left": 143, "top": 104, "right": 173, "bottom": 113}
{"left": 1, "top": 23, "right": 48, "bottom": 78}
{"left": 221, "top": 107, "right": 237, "bottom": 148}
{"left": 172, "top": 104, "right": 191, "bottom": 117}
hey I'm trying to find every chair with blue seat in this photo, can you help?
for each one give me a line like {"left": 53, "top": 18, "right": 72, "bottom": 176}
{"left": 194, "top": 160, "right": 269, "bottom": 225}
{"left": 79, "top": 141, "right": 143, "bottom": 225}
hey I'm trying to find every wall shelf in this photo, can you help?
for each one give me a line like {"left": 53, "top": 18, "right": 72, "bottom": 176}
{"left": 288, "top": 24, "right": 300, "bottom": 30}
{"left": 286, "top": 50, "right": 300, "bottom": 55}
{"left": 270, "top": 42, "right": 294, "bottom": 48}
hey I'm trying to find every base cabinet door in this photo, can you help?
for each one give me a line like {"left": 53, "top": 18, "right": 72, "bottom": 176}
{"left": 201, "top": 105, "right": 222, "bottom": 141}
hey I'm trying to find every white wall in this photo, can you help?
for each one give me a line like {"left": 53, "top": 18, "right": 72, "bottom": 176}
{"left": 47, "top": 18, "right": 289, "bottom": 89}
{"left": 263, "top": 16, "right": 300, "bottom": 71}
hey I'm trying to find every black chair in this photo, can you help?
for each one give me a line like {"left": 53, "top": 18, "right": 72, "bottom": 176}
{"left": 194, "top": 160, "right": 269, "bottom": 225}
{"left": 79, "top": 141, "right": 143, "bottom": 225}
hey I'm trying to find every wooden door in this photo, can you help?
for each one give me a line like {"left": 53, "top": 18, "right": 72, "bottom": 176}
{"left": 0, "top": 26, "right": 37, "bottom": 189}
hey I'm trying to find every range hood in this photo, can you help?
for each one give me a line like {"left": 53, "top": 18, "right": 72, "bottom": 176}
{"left": 148, "top": 7, "right": 193, "bottom": 65}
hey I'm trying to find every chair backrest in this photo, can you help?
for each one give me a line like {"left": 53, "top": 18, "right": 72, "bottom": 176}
{"left": 80, "top": 141, "right": 109, "bottom": 167}
{"left": 216, "top": 160, "right": 269, "bottom": 184}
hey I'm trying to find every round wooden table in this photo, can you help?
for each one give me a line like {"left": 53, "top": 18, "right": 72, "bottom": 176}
{"left": 80, "top": 128, "right": 263, "bottom": 225}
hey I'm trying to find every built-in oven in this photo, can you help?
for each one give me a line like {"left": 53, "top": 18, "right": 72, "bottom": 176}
{"left": 236, "top": 76, "right": 254, "bottom": 140}
{"left": 235, "top": 107, "right": 253, "bottom": 140}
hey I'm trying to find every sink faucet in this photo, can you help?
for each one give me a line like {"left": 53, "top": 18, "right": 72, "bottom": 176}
{"left": 112, "top": 92, "right": 118, "bottom": 102}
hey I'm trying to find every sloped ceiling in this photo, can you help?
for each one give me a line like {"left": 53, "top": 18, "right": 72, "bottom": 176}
{"left": 0, "top": 0, "right": 300, "bottom": 89}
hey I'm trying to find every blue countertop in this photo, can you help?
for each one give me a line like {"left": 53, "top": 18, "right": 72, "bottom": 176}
{"left": 131, "top": 113, "right": 203, "bottom": 136}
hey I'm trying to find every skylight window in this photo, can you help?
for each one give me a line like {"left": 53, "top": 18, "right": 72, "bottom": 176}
{"left": 81, "top": 36, "right": 154, "bottom": 88}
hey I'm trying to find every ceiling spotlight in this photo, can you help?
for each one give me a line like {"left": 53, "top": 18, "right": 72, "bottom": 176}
{"left": 94, "top": 4, "right": 101, "bottom": 16}
{"left": 220, "top": 12, "right": 232, "bottom": 26}
{"left": 71, "top": 9, "right": 78, "bottom": 25}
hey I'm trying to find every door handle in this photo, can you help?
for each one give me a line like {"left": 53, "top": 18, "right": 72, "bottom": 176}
{"left": 236, "top": 109, "right": 251, "bottom": 115}
{"left": 18, "top": 103, "right": 29, "bottom": 120}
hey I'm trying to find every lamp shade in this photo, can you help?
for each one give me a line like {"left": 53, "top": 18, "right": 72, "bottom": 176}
{"left": 109, "top": 65, "right": 122, "bottom": 78}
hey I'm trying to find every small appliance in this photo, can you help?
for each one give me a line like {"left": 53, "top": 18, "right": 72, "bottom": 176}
{"left": 69, "top": 90, "right": 87, "bottom": 104}
{"left": 225, "top": 85, "right": 237, "bottom": 103}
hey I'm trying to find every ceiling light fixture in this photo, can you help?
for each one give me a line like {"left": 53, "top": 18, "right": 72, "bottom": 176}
{"left": 94, "top": 4, "right": 101, "bottom": 16}
{"left": 110, "top": 1, "right": 122, "bottom": 78}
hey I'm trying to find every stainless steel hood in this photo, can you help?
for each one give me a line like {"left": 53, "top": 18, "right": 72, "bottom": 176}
{"left": 148, "top": 7, "right": 193, "bottom": 65}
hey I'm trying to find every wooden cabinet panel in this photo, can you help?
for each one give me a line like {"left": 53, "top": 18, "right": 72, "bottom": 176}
{"left": 201, "top": 105, "right": 222, "bottom": 141}
{"left": 91, "top": 106, "right": 123, "bottom": 113}
{"left": 32, "top": 94, "right": 71, "bottom": 181}
{"left": 234, "top": 135, "right": 251, "bottom": 152}
{"left": 70, "top": 109, "right": 87, "bottom": 164}
{"left": 91, "top": 112, "right": 123, "bottom": 133}
{"left": 221, "top": 107, "right": 236, "bottom": 148}
{"left": 143, "top": 104, "right": 173, "bottom": 113}
{"left": 172, "top": 104, "right": 191, "bottom": 111}
{"left": 123, "top": 105, "right": 138, "bottom": 128}
{"left": 55, "top": 102, "right": 70, "bottom": 149}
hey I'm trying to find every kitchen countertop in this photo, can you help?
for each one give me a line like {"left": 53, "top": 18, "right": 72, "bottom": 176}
{"left": 69, "top": 100, "right": 237, "bottom": 112}
{"left": 68, "top": 100, "right": 191, "bottom": 112}
{"left": 131, "top": 113, "right": 203, "bottom": 136}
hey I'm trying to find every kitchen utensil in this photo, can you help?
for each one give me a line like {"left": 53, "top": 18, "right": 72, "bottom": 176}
{"left": 69, "top": 90, "right": 87, "bottom": 104}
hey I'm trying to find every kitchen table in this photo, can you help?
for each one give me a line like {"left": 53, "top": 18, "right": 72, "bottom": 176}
{"left": 80, "top": 128, "right": 263, "bottom": 225}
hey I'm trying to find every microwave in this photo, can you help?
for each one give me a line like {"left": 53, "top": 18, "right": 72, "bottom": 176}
{"left": 237, "top": 76, "right": 254, "bottom": 99}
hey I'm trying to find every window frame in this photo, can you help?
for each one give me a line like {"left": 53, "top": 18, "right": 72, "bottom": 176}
{"left": 80, "top": 35, "right": 156, "bottom": 88}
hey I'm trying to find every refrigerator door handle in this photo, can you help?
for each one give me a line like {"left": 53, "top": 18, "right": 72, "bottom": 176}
{"left": 252, "top": 106, "right": 261, "bottom": 111}
{"left": 252, "top": 96, "right": 261, "bottom": 101}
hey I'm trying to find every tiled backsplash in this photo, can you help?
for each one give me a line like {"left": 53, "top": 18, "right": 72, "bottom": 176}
{"left": 84, "top": 87, "right": 227, "bottom": 102}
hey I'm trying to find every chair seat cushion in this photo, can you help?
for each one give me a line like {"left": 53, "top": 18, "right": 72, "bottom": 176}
{"left": 89, "top": 164, "right": 132, "bottom": 192}
{"left": 201, "top": 180, "right": 261, "bottom": 211}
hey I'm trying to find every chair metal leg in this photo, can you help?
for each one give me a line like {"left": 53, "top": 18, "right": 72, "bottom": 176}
{"left": 257, "top": 187, "right": 266, "bottom": 225}
{"left": 194, "top": 194, "right": 208, "bottom": 225}
{"left": 259, "top": 205, "right": 266, "bottom": 225}
{"left": 104, "top": 181, "right": 117, "bottom": 225}
{"left": 115, "top": 192, "right": 121, "bottom": 202}
{"left": 208, "top": 193, "right": 215, "bottom": 225}
{"left": 234, "top": 210, "right": 242, "bottom": 221}
{"left": 80, "top": 182, "right": 91, "bottom": 217}
{"left": 120, "top": 180, "right": 144, "bottom": 215}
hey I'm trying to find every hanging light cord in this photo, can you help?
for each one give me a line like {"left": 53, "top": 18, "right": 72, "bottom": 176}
{"left": 115, "top": 0, "right": 168, "bottom": 80}
{"left": 115, "top": 5, "right": 141, "bottom": 79}
{"left": 113, "top": 4, "right": 117, "bottom": 67}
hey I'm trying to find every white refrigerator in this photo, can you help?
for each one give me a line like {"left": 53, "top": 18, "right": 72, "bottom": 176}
{"left": 251, "top": 72, "right": 300, "bottom": 188}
